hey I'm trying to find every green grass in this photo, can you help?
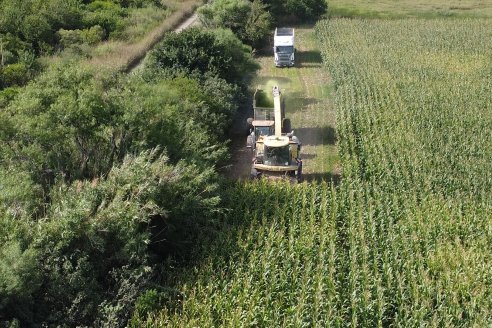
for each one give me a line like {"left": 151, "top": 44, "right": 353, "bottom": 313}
{"left": 328, "top": 0, "right": 492, "bottom": 19}
{"left": 115, "top": 5, "right": 172, "bottom": 42}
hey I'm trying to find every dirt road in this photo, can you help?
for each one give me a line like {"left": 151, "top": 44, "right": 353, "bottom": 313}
{"left": 130, "top": 13, "right": 199, "bottom": 73}
{"left": 224, "top": 26, "right": 340, "bottom": 183}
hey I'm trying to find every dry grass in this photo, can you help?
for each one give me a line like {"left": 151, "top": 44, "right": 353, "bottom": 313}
{"left": 84, "top": 0, "right": 202, "bottom": 73}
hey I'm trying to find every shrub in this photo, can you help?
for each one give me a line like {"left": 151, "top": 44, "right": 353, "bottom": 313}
{"left": 83, "top": 5, "right": 126, "bottom": 36}
{"left": 58, "top": 28, "right": 84, "bottom": 48}
{"left": 0, "top": 86, "right": 19, "bottom": 107}
{"left": 81, "top": 25, "right": 106, "bottom": 44}
{"left": 149, "top": 27, "right": 257, "bottom": 84}
{"left": 21, "top": 15, "right": 54, "bottom": 49}
{"left": 284, "top": 0, "right": 327, "bottom": 20}
{"left": 0, "top": 63, "right": 29, "bottom": 87}
{"left": 198, "top": 0, "right": 271, "bottom": 48}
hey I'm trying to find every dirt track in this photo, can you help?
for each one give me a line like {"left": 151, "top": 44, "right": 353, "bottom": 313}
{"left": 224, "top": 26, "right": 340, "bottom": 183}
{"left": 130, "top": 13, "right": 199, "bottom": 73}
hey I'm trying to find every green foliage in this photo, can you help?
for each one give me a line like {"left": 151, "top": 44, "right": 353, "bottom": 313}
{"left": 198, "top": 0, "right": 251, "bottom": 31}
{"left": 81, "top": 25, "right": 106, "bottom": 44}
{"left": 0, "top": 56, "right": 240, "bottom": 189}
{"left": 0, "top": 167, "right": 43, "bottom": 219}
{"left": 0, "top": 2, "right": 257, "bottom": 326}
{"left": 21, "top": 15, "right": 53, "bottom": 48}
{"left": 133, "top": 289, "right": 166, "bottom": 319}
{"left": 0, "top": 86, "right": 19, "bottom": 107}
{"left": 59, "top": 25, "right": 106, "bottom": 49}
{"left": 1, "top": 64, "right": 121, "bottom": 181}
{"left": 0, "top": 242, "right": 41, "bottom": 320}
{"left": 263, "top": 0, "right": 327, "bottom": 21}
{"left": 58, "top": 28, "right": 84, "bottom": 48}
{"left": 198, "top": 0, "right": 271, "bottom": 48}
{"left": 0, "top": 63, "right": 30, "bottom": 87}
{"left": 0, "top": 149, "right": 224, "bottom": 326}
{"left": 0, "top": 0, "right": 167, "bottom": 89}
{"left": 245, "top": 0, "right": 272, "bottom": 47}
{"left": 212, "top": 28, "right": 260, "bottom": 77}
{"left": 162, "top": 75, "right": 239, "bottom": 136}
{"left": 83, "top": 4, "right": 126, "bottom": 36}
{"left": 149, "top": 27, "right": 257, "bottom": 84}
{"left": 284, "top": 0, "right": 327, "bottom": 20}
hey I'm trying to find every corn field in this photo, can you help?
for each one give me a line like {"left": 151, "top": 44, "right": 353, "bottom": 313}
{"left": 315, "top": 19, "right": 492, "bottom": 326}
{"left": 145, "top": 19, "right": 492, "bottom": 327}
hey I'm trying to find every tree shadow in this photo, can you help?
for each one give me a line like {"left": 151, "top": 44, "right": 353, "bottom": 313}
{"left": 296, "top": 50, "right": 323, "bottom": 65}
{"left": 295, "top": 126, "right": 337, "bottom": 146}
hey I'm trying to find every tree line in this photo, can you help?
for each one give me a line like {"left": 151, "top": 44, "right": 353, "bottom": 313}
{"left": 0, "top": 26, "right": 257, "bottom": 326}
{"left": 198, "top": 0, "right": 327, "bottom": 48}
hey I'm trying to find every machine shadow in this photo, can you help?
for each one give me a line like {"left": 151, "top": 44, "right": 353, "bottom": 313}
{"left": 284, "top": 91, "right": 319, "bottom": 112}
{"left": 303, "top": 171, "right": 341, "bottom": 185}
{"left": 296, "top": 50, "right": 323, "bottom": 66}
{"left": 295, "top": 126, "right": 337, "bottom": 146}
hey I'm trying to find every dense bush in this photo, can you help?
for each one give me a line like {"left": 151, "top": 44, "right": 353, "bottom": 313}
{"left": 0, "top": 33, "right": 249, "bottom": 325}
{"left": 148, "top": 27, "right": 258, "bottom": 84}
{"left": 58, "top": 25, "right": 106, "bottom": 49}
{"left": 0, "top": 63, "right": 30, "bottom": 87}
{"left": 198, "top": 0, "right": 271, "bottom": 48}
{"left": 0, "top": 150, "right": 222, "bottom": 326}
{"left": 0, "top": 60, "right": 238, "bottom": 187}
{"left": 0, "top": 58, "right": 235, "bottom": 323}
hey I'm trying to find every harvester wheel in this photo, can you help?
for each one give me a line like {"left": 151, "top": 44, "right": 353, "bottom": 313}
{"left": 250, "top": 168, "right": 261, "bottom": 180}
{"left": 282, "top": 118, "right": 291, "bottom": 134}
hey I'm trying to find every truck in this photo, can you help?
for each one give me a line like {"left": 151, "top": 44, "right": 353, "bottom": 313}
{"left": 246, "top": 86, "right": 302, "bottom": 182}
{"left": 274, "top": 28, "right": 295, "bottom": 67}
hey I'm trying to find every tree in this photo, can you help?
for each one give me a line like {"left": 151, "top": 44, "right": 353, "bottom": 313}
{"left": 244, "top": 0, "right": 272, "bottom": 48}
{"left": 284, "top": 0, "right": 327, "bottom": 20}
{"left": 1, "top": 63, "right": 122, "bottom": 183}
{"left": 198, "top": 0, "right": 271, "bottom": 48}
{"left": 148, "top": 27, "right": 257, "bottom": 84}
{"left": 0, "top": 149, "right": 223, "bottom": 326}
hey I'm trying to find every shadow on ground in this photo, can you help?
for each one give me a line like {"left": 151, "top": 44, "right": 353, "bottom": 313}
{"left": 295, "top": 126, "right": 337, "bottom": 146}
{"left": 301, "top": 153, "right": 317, "bottom": 160}
{"left": 303, "top": 171, "right": 341, "bottom": 184}
{"left": 285, "top": 91, "right": 319, "bottom": 111}
{"left": 296, "top": 50, "right": 323, "bottom": 67}
{"left": 254, "top": 76, "right": 292, "bottom": 88}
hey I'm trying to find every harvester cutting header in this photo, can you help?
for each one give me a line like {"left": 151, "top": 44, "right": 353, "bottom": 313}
{"left": 247, "top": 85, "right": 302, "bottom": 182}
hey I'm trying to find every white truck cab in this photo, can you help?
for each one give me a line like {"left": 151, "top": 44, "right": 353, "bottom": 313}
{"left": 274, "top": 28, "right": 295, "bottom": 67}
